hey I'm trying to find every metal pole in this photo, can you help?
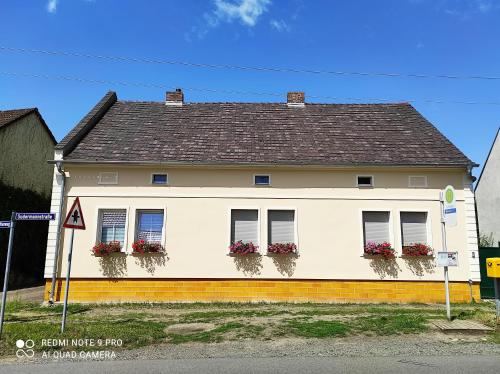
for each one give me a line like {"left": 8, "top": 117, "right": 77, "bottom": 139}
{"left": 61, "top": 228, "right": 74, "bottom": 333}
{"left": 49, "top": 171, "right": 65, "bottom": 304}
{"left": 440, "top": 193, "right": 451, "bottom": 321}
{"left": 494, "top": 279, "right": 500, "bottom": 318}
{"left": 0, "top": 212, "right": 16, "bottom": 336}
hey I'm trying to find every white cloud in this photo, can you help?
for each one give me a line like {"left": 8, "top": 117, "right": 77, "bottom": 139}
{"left": 213, "top": 0, "right": 271, "bottom": 26}
{"left": 270, "top": 19, "right": 290, "bottom": 32}
{"left": 47, "top": 0, "right": 58, "bottom": 13}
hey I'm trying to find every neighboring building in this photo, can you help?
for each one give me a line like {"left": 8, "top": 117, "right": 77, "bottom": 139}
{"left": 45, "top": 90, "right": 480, "bottom": 303}
{"left": 0, "top": 108, "right": 56, "bottom": 289}
{"left": 476, "top": 128, "right": 500, "bottom": 245}
{"left": 0, "top": 108, "right": 56, "bottom": 197}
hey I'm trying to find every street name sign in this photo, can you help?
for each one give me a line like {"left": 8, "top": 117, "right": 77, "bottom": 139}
{"left": 0, "top": 221, "right": 10, "bottom": 229}
{"left": 15, "top": 213, "right": 55, "bottom": 221}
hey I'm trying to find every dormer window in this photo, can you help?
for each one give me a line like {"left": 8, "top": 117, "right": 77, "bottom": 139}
{"left": 254, "top": 175, "right": 271, "bottom": 186}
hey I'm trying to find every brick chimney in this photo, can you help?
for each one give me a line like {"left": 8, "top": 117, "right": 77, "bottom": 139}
{"left": 165, "top": 89, "right": 184, "bottom": 106}
{"left": 287, "top": 91, "right": 305, "bottom": 107}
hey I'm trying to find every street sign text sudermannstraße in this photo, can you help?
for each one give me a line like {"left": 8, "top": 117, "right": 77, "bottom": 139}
{"left": 0, "top": 221, "right": 11, "bottom": 229}
{"left": 15, "top": 213, "right": 55, "bottom": 221}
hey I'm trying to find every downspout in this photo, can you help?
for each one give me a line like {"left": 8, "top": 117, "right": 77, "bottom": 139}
{"left": 49, "top": 160, "right": 65, "bottom": 305}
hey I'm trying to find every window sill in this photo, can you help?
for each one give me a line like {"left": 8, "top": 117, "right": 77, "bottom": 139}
{"left": 265, "top": 252, "right": 300, "bottom": 257}
{"left": 92, "top": 251, "right": 127, "bottom": 258}
{"left": 131, "top": 251, "right": 166, "bottom": 256}
{"left": 400, "top": 254, "right": 434, "bottom": 259}
{"left": 227, "top": 252, "right": 261, "bottom": 257}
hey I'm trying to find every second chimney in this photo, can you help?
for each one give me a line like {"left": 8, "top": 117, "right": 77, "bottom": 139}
{"left": 287, "top": 91, "right": 305, "bottom": 107}
{"left": 166, "top": 88, "right": 184, "bottom": 106}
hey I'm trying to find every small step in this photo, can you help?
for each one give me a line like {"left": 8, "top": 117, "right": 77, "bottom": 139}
{"left": 431, "top": 319, "right": 494, "bottom": 333}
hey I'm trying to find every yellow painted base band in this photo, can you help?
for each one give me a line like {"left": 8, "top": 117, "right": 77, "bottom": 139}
{"left": 44, "top": 279, "right": 480, "bottom": 303}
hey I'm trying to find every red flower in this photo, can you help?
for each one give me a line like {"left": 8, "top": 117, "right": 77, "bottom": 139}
{"left": 364, "top": 241, "right": 396, "bottom": 259}
{"left": 132, "top": 240, "right": 165, "bottom": 254}
{"left": 402, "top": 243, "right": 433, "bottom": 257}
{"left": 229, "top": 241, "right": 258, "bottom": 255}
{"left": 267, "top": 243, "right": 297, "bottom": 254}
{"left": 91, "top": 241, "right": 122, "bottom": 256}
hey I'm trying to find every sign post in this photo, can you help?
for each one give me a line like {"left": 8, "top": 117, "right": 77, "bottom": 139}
{"left": 440, "top": 185, "right": 457, "bottom": 321}
{"left": 61, "top": 197, "right": 86, "bottom": 333}
{"left": 0, "top": 211, "right": 55, "bottom": 337}
{"left": 0, "top": 212, "right": 16, "bottom": 336}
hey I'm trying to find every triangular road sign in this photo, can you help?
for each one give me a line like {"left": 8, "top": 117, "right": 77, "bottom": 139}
{"left": 63, "top": 197, "right": 86, "bottom": 230}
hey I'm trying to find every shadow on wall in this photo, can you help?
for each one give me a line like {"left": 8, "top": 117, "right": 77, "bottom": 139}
{"left": 270, "top": 255, "right": 297, "bottom": 277}
{"left": 403, "top": 257, "right": 436, "bottom": 277}
{"left": 368, "top": 257, "right": 401, "bottom": 279}
{"left": 134, "top": 253, "right": 169, "bottom": 275}
{"left": 232, "top": 255, "right": 263, "bottom": 276}
{"left": 98, "top": 254, "right": 128, "bottom": 279}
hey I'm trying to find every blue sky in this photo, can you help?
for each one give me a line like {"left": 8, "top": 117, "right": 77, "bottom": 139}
{"left": 1, "top": 0, "right": 499, "bottom": 178}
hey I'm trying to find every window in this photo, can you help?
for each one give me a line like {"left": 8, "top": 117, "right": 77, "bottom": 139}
{"left": 400, "top": 212, "right": 428, "bottom": 246}
{"left": 152, "top": 173, "right": 168, "bottom": 185}
{"left": 136, "top": 210, "right": 164, "bottom": 243}
{"left": 98, "top": 172, "right": 118, "bottom": 185}
{"left": 98, "top": 210, "right": 126, "bottom": 246}
{"left": 254, "top": 175, "right": 270, "bottom": 186}
{"left": 409, "top": 176, "right": 427, "bottom": 188}
{"left": 362, "top": 211, "right": 390, "bottom": 245}
{"left": 357, "top": 176, "right": 373, "bottom": 187}
{"left": 268, "top": 210, "right": 295, "bottom": 244}
{"left": 231, "top": 209, "right": 258, "bottom": 244}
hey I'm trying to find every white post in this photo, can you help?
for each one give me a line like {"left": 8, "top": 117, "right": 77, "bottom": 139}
{"left": 61, "top": 228, "right": 75, "bottom": 333}
{"left": 0, "top": 212, "right": 16, "bottom": 336}
{"left": 440, "top": 192, "right": 451, "bottom": 321}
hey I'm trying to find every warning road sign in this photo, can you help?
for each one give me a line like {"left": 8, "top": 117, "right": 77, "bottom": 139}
{"left": 63, "top": 197, "right": 86, "bottom": 230}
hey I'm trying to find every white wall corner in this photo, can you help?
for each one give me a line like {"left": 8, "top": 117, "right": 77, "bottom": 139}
{"left": 463, "top": 184, "right": 480, "bottom": 282}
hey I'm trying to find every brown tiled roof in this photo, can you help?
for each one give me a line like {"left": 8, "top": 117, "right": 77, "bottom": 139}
{"left": 0, "top": 108, "right": 56, "bottom": 144}
{"left": 59, "top": 92, "right": 473, "bottom": 167}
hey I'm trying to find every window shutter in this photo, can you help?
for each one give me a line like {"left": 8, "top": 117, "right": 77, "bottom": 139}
{"left": 268, "top": 210, "right": 295, "bottom": 244}
{"left": 401, "top": 212, "right": 427, "bottom": 246}
{"left": 363, "top": 211, "right": 390, "bottom": 244}
{"left": 231, "top": 210, "right": 258, "bottom": 244}
{"left": 100, "top": 210, "right": 126, "bottom": 245}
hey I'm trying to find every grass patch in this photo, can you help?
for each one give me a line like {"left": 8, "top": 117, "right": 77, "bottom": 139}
{"left": 167, "top": 322, "right": 244, "bottom": 344}
{"left": 287, "top": 320, "right": 349, "bottom": 338}
{"left": 354, "top": 314, "right": 428, "bottom": 335}
{"left": 181, "top": 310, "right": 287, "bottom": 322}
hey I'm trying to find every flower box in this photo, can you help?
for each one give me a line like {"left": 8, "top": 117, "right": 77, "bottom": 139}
{"left": 132, "top": 240, "right": 165, "bottom": 254}
{"left": 267, "top": 242, "right": 297, "bottom": 255}
{"left": 402, "top": 243, "right": 433, "bottom": 257}
{"left": 364, "top": 241, "right": 395, "bottom": 259}
{"left": 92, "top": 241, "right": 122, "bottom": 257}
{"left": 229, "top": 241, "right": 259, "bottom": 255}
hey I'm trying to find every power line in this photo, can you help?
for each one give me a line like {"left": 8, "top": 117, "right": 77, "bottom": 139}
{"left": 2, "top": 70, "right": 500, "bottom": 106}
{"left": 2, "top": 46, "right": 500, "bottom": 82}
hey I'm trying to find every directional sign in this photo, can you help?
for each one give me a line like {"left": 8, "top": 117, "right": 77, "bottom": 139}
{"left": 15, "top": 213, "right": 55, "bottom": 221}
{"left": 0, "top": 221, "right": 11, "bottom": 229}
{"left": 442, "top": 185, "right": 457, "bottom": 227}
{"left": 63, "top": 197, "right": 86, "bottom": 230}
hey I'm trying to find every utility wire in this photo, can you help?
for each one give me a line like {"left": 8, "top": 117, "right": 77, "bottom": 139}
{"left": 2, "top": 46, "right": 500, "bottom": 81}
{"left": 2, "top": 70, "right": 500, "bottom": 106}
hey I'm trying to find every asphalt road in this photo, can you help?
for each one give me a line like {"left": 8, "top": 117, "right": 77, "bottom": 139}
{"left": 2, "top": 355, "right": 499, "bottom": 374}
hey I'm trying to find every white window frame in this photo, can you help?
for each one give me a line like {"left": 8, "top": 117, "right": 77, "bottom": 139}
{"left": 97, "top": 172, "right": 119, "bottom": 185}
{"left": 359, "top": 209, "right": 394, "bottom": 256}
{"left": 227, "top": 207, "right": 261, "bottom": 250}
{"left": 356, "top": 175, "right": 374, "bottom": 188}
{"left": 253, "top": 174, "right": 271, "bottom": 186}
{"left": 408, "top": 175, "right": 428, "bottom": 188}
{"left": 134, "top": 208, "right": 167, "bottom": 247}
{"left": 95, "top": 206, "right": 130, "bottom": 253}
{"left": 151, "top": 172, "right": 169, "bottom": 185}
{"left": 397, "top": 209, "right": 432, "bottom": 254}
{"left": 265, "top": 207, "right": 299, "bottom": 254}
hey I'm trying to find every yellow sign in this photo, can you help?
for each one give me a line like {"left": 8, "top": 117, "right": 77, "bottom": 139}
{"left": 486, "top": 257, "right": 500, "bottom": 278}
